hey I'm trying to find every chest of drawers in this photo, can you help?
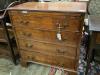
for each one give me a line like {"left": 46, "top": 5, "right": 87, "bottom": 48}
{"left": 8, "top": 2, "right": 87, "bottom": 75}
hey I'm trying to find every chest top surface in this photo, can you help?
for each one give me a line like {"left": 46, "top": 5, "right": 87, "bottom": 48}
{"left": 8, "top": 2, "right": 87, "bottom": 13}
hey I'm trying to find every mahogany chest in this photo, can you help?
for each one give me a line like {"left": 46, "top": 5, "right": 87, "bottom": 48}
{"left": 8, "top": 2, "right": 87, "bottom": 75}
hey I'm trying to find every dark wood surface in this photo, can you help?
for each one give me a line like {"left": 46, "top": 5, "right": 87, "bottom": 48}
{"left": 8, "top": 2, "right": 86, "bottom": 75}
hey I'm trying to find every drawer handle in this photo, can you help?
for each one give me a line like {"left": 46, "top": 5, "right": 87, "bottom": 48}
{"left": 56, "top": 23, "right": 68, "bottom": 29}
{"left": 57, "top": 49, "right": 65, "bottom": 54}
{"left": 27, "top": 33, "right": 32, "bottom": 37}
{"left": 21, "top": 32, "right": 32, "bottom": 37}
{"left": 56, "top": 23, "right": 63, "bottom": 29}
{"left": 27, "top": 55, "right": 34, "bottom": 60}
{"left": 20, "top": 21, "right": 29, "bottom": 25}
{"left": 27, "top": 56, "right": 32, "bottom": 60}
{"left": 25, "top": 43, "right": 33, "bottom": 48}
{"left": 63, "top": 23, "right": 68, "bottom": 28}
{"left": 62, "top": 38, "right": 68, "bottom": 41}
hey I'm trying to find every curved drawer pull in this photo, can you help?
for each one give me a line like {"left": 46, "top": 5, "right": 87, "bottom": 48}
{"left": 20, "top": 21, "right": 29, "bottom": 25}
{"left": 62, "top": 38, "right": 68, "bottom": 41}
{"left": 21, "top": 32, "right": 32, "bottom": 37}
{"left": 25, "top": 43, "right": 33, "bottom": 48}
{"left": 56, "top": 23, "right": 68, "bottom": 29}
{"left": 56, "top": 23, "right": 63, "bottom": 29}
{"left": 56, "top": 49, "right": 65, "bottom": 54}
{"left": 27, "top": 56, "right": 31, "bottom": 59}
{"left": 27, "top": 33, "right": 32, "bottom": 37}
{"left": 21, "top": 32, "right": 25, "bottom": 36}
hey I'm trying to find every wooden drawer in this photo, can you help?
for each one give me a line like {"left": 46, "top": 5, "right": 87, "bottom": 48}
{"left": 20, "top": 50, "right": 78, "bottom": 70}
{"left": 14, "top": 28, "right": 81, "bottom": 47}
{"left": 10, "top": 11, "right": 82, "bottom": 32}
{"left": 96, "top": 32, "right": 100, "bottom": 44}
{"left": 17, "top": 39, "right": 77, "bottom": 58}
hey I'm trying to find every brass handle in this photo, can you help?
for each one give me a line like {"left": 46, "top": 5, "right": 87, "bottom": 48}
{"left": 21, "top": 32, "right": 32, "bottom": 37}
{"left": 27, "top": 33, "right": 32, "bottom": 37}
{"left": 25, "top": 43, "right": 33, "bottom": 48}
{"left": 27, "top": 56, "right": 32, "bottom": 60}
{"left": 56, "top": 23, "right": 68, "bottom": 29}
{"left": 20, "top": 21, "right": 29, "bottom": 25}
{"left": 21, "top": 32, "right": 25, "bottom": 36}
{"left": 56, "top": 23, "right": 63, "bottom": 29}
{"left": 57, "top": 49, "right": 65, "bottom": 54}
{"left": 63, "top": 24, "right": 68, "bottom": 28}
{"left": 62, "top": 38, "right": 68, "bottom": 41}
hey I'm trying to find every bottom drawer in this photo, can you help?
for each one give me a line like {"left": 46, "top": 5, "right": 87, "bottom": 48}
{"left": 20, "top": 50, "right": 78, "bottom": 70}
{"left": 18, "top": 39, "right": 77, "bottom": 58}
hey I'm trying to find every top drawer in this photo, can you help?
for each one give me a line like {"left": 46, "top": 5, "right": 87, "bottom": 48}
{"left": 9, "top": 11, "right": 83, "bottom": 32}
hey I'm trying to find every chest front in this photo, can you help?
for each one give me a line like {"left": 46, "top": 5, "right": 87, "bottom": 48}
{"left": 9, "top": 10, "right": 85, "bottom": 75}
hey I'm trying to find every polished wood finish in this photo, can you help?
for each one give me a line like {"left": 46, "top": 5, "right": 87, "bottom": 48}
{"left": 15, "top": 28, "right": 81, "bottom": 47}
{"left": 10, "top": 11, "right": 83, "bottom": 32}
{"left": 18, "top": 39, "right": 77, "bottom": 58}
{"left": 8, "top": 2, "right": 87, "bottom": 13}
{"left": 8, "top": 2, "right": 87, "bottom": 74}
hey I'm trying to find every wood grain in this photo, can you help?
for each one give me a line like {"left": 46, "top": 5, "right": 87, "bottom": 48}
{"left": 8, "top": 2, "right": 87, "bottom": 13}
{"left": 8, "top": 2, "right": 86, "bottom": 73}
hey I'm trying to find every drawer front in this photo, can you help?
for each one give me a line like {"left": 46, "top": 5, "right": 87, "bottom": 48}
{"left": 17, "top": 39, "right": 77, "bottom": 58}
{"left": 10, "top": 11, "right": 82, "bottom": 32}
{"left": 14, "top": 28, "right": 81, "bottom": 47}
{"left": 20, "top": 50, "right": 77, "bottom": 70}
{"left": 96, "top": 33, "right": 100, "bottom": 44}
